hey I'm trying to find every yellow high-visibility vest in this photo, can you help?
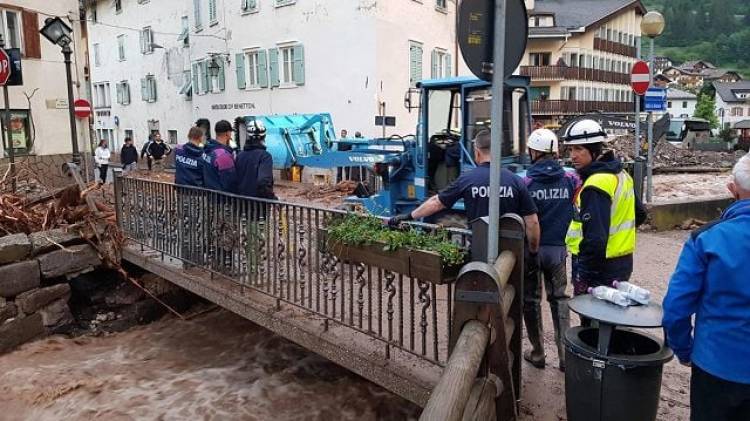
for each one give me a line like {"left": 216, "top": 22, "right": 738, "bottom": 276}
{"left": 566, "top": 171, "right": 636, "bottom": 258}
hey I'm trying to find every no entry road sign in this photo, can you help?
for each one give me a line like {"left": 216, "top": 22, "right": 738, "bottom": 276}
{"left": 74, "top": 99, "right": 92, "bottom": 118}
{"left": 631, "top": 61, "right": 650, "bottom": 96}
{"left": 0, "top": 49, "right": 10, "bottom": 86}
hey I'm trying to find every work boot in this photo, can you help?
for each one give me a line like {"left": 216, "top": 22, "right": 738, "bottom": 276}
{"left": 523, "top": 311, "right": 546, "bottom": 368}
{"left": 551, "top": 300, "right": 571, "bottom": 372}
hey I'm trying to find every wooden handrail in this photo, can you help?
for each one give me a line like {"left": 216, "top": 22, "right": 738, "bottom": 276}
{"left": 420, "top": 320, "right": 490, "bottom": 421}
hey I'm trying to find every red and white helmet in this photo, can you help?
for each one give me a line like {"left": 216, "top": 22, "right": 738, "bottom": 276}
{"left": 527, "top": 128, "right": 559, "bottom": 154}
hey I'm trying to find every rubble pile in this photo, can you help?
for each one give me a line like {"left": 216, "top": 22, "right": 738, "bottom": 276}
{"left": 609, "top": 135, "right": 743, "bottom": 170}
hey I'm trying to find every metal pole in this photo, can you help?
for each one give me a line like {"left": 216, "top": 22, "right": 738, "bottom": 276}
{"left": 634, "top": 37, "right": 641, "bottom": 158}
{"left": 646, "top": 37, "right": 655, "bottom": 203}
{"left": 0, "top": 36, "right": 14, "bottom": 192}
{"left": 487, "top": 0, "right": 507, "bottom": 263}
{"left": 63, "top": 45, "right": 80, "bottom": 165}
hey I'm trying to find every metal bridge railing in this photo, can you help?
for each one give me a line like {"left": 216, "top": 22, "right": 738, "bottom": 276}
{"left": 114, "top": 175, "right": 471, "bottom": 368}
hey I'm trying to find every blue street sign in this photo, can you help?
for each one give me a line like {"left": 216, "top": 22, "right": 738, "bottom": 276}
{"left": 644, "top": 87, "right": 667, "bottom": 112}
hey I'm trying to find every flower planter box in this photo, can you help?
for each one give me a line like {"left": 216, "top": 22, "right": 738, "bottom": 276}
{"left": 318, "top": 229, "right": 463, "bottom": 284}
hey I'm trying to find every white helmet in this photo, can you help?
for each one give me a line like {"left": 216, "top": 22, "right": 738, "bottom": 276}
{"left": 246, "top": 119, "right": 267, "bottom": 143}
{"left": 527, "top": 128, "right": 559, "bottom": 154}
{"left": 563, "top": 119, "right": 608, "bottom": 145}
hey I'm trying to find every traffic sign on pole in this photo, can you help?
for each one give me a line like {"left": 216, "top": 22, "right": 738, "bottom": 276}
{"left": 0, "top": 49, "right": 11, "bottom": 86}
{"left": 631, "top": 61, "right": 650, "bottom": 96}
{"left": 73, "top": 99, "right": 92, "bottom": 118}
{"left": 644, "top": 87, "right": 667, "bottom": 112}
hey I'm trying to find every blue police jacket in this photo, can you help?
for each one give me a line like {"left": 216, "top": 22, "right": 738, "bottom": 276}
{"left": 437, "top": 163, "right": 537, "bottom": 221}
{"left": 662, "top": 199, "right": 750, "bottom": 384}
{"left": 232, "top": 143, "right": 277, "bottom": 200}
{"left": 201, "top": 139, "right": 236, "bottom": 192}
{"left": 523, "top": 159, "right": 580, "bottom": 247}
{"left": 174, "top": 142, "right": 204, "bottom": 187}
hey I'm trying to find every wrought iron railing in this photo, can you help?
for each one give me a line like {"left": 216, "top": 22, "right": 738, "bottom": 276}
{"left": 114, "top": 176, "right": 471, "bottom": 367}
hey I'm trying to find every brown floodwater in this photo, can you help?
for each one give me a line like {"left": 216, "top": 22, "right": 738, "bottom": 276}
{"left": 0, "top": 310, "right": 419, "bottom": 421}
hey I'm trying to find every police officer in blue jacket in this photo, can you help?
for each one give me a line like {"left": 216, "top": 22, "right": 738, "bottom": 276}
{"left": 663, "top": 153, "right": 750, "bottom": 421}
{"left": 202, "top": 120, "right": 236, "bottom": 192}
{"left": 522, "top": 128, "right": 580, "bottom": 371}
{"left": 388, "top": 130, "right": 540, "bottom": 253}
{"left": 174, "top": 126, "right": 206, "bottom": 266}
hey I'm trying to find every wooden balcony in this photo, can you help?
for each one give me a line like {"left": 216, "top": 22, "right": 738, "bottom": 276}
{"left": 531, "top": 100, "right": 633, "bottom": 115}
{"left": 519, "top": 66, "right": 630, "bottom": 85}
{"left": 594, "top": 37, "right": 637, "bottom": 58}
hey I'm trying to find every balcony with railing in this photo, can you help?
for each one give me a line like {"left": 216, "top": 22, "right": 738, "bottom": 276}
{"left": 594, "top": 37, "right": 637, "bottom": 58}
{"left": 519, "top": 66, "right": 630, "bottom": 85}
{"left": 531, "top": 100, "right": 632, "bottom": 115}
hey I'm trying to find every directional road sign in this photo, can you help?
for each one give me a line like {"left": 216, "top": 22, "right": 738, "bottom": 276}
{"left": 644, "top": 87, "right": 667, "bottom": 112}
{"left": 631, "top": 61, "right": 650, "bottom": 95}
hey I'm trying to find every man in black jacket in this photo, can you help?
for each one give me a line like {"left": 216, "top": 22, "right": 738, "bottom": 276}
{"left": 232, "top": 119, "right": 276, "bottom": 277}
{"left": 146, "top": 132, "right": 172, "bottom": 171}
{"left": 120, "top": 137, "right": 138, "bottom": 174}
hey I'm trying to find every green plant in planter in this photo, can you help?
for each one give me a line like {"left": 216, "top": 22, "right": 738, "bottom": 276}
{"left": 326, "top": 214, "right": 467, "bottom": 266}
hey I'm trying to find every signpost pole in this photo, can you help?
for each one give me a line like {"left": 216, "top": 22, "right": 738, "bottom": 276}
{"left": 646, "top": 37, "right": 655, "bottom": 203}
{"left": 634, "top": 40, "right": 641, "bottom": 159}
{"left": 0, "top": 36, "right": 14, "bottom": 192}
{"left": 487, "top": 0, "right": 507, "bottom": 263}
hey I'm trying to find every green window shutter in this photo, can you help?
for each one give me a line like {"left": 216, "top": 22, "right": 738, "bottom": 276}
{"left": 446, "top": 53, "right": 452, "bottom": 77}
{"left": 125, "top": 83, "right": 131, "bottom": 104}
{"left": 258, "top": 50, "right": 269, "bottom": 88}
{"left": 116, "top": 83, "right": 123, "bottom": 104}
{"left": 269, "top": 48, "right": 280, "bottom": 88}
{"left": 218, "top": 58, "right": 226, "bottom": 91}
{"left": 201, "top": 60, "right": 210, "bottom": 93}
{"left": 208, "top": 0, "right": 216, "bottom": 22}
{"left": 235, "top": 53, "right": 246, "bottom": 89}
{"left": 140, "top": 78, "right": 148, "bottom": 101}
{"left": 150, "top": 78, "right": 157, "bottom": 101}
{"left": 139, "top": 30, "right": 144, "bottom": 54}
{"left": 292, "top": 44, "right": 305, "bottom": 86}
{"left": 192, "top": 63, "right": 200, "bottom": 94}
{"left": 416, "top": 46, "right": 423, "bottom": 82}
{"left": 431, "top": 50, "right": 438, "bottom": 78}
{"left": 193, "top": 0, "right": 201, "bottom": 27}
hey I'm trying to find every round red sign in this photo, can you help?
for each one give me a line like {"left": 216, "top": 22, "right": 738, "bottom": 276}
{"left": 0, "top": 49, "right": 11, "bottom": 86}
{"left": 631, "top": 61, "right": 650, "bottom": 96}
{"left": 73, "top": 99, "right": 92, "bottom": 118}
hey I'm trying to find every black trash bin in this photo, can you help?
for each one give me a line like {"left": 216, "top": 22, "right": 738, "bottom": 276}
{"left": 565, "top": 326, "right": 673, "bottom": 421}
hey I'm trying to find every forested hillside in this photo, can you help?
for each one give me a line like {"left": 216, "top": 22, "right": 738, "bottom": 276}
{"left": 642, "top": 0, "right": 749, "bottom": 76}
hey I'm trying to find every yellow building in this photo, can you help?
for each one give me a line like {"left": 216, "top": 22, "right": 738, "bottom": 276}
{"left": 519, "top": 0, "right": 646, "bottom": 125}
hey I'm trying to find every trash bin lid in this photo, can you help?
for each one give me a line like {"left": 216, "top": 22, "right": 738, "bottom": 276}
{"left": 569, "top": 295, "right": 663, "bottom": 328}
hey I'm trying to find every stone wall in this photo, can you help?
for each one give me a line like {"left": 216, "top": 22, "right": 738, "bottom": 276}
{"left": 0, "top": 230, "right": 102, "bottom": 354}
{"left": 0, "top": 154, "right": 96, "bottom": 189}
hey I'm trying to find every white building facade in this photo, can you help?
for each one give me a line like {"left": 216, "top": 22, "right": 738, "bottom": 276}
{"left": 87, "top": 0, "right": 464, "bottom": 148}
{"left": 665, "top": 88, "right": 696, "bottom": 119}
{"left": 0, "top": 0, "right": 91, "bottom": 186}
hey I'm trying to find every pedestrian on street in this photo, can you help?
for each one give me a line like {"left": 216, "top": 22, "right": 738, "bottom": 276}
{"left": 337, "top": 129, "right": 352, "bottom": 182}
{"left": 388, "top": 129, "right": 540, "bottom": 254}
{"left": 202, "top": 120, "right": 236, "bottom": 192}
{"left": 94, "top": 139, "right": 111, "bottom": 184}
{"left": 147, "top": 132, "right": 172, "bottom": 171}
{"left": 174, "top": 127, "right": 206, "bottom": 267}
{"left": 120, "top": 137, "right": 138, "bottom": 174}
{"left": 663, "top": 153, "right": 750, "bottom": 421}
{"left": 233, "top": 119, "right": 277, "bottom": 277}
{"left": 563, "top": 119, "right": 647, "bottom": 307}
{"left": 521, "top": 128, "right": 580, "bottom": 371}
{"left": 140, "top": 134, "right": 154, "bottom": 171}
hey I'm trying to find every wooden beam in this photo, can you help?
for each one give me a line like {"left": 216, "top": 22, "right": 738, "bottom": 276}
{"left": 462, "top": 379, "right": 498, "bottom": 421}
{"left": 420, "top": 320, "right": 490, "bottom": 421}
{"left": 493, "top": 251, "right": 516, "bottom": 289}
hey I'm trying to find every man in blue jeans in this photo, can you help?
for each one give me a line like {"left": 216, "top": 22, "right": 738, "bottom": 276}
{"left": 663, "top": 153, "right": 750, "bottom": 421}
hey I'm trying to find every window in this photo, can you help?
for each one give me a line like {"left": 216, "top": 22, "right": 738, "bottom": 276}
{"left": 241, "top": 50, "right": 268, "bottom": 88}
{"left": 117, "top": 35, "right": 126, "bottom": 61}
{"left": 93, "top": 43, "right": 101, "bottom": 66}
{"left": 0, "top": 10, "right": 21, "bottom": 51}
{"left": 178, "top": 16, "right": 189, "bottom": 47}
{"left": 137, "top": 0, "right": 150, "bottom": 3}
{"left": 94, "top": 82, "right": 111, "bottom": 108}
{"left": 431, "top": 49, "right": 452, "bottom": 79}
{"left": 124, "top": 129, "right": 134, "bottom": 142}
{"left": 90, "top": 5, "right": 97, "bottom": 24}
{"left": 682, "top": 101, "right": 688, "bottom": 109}
{"left": 436, "top": 0, "right": 447, "bottom": 10}
{"left": 116, "top": 81, "right": 131, "bottom": 105}
{"left": 140, "top": 27, "right": 154, "bottom": 54}
{"left": 192, "top": 61, "right": 206, "bottom": 94}
{"left": 168, "top": 130, "right": 178, "bottom": 144}
{"left": 141, "top": 75, "right": 157, "bottom": 102}
{"left": 276, "top": 0, "right": 296, "bottom": 6}
{"left": 192, "top": 57, "right": 226, "bottom": 93}
{"left": 115, "top": 0, "right": 122, "bottom": 12}
{"left": 193, "top": 0, "right": 202, "bottom": 30}
{"left": 208, "top": 0, "right": 217, "bottom": 24}
{"left": 269, "top": 44, "right": 304, "bottom": 87}
{"left": 409, "top": 41, "right": 423, "bottom": 87}
{"left": 242, "top": 0, "right": 259, "bottom": 13}
{"left": 529, "top": 52, "right": 551, "bottom": 66}
{"left": 528, "top": 15, "right": 554, "bottom": 27}
{"left": 179, "top": 70, "right": 192, "bottom": 98}
{"left": 96, "top": 129, "right": 115, "bottom": 150}
{"left": 668, "top": 101, "right": 673, "bottom": 108}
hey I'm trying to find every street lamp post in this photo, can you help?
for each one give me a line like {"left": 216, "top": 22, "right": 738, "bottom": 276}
{"left": 39, "top": 17, "right": 80, "bottom": 165}
{"left": 641, "top": 11, "right": 665, "bottom": 203}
